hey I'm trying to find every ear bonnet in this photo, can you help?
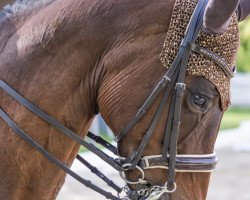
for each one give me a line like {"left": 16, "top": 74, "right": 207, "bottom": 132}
{"left": 160, "top": 0, "right": 240, "bottom": 110}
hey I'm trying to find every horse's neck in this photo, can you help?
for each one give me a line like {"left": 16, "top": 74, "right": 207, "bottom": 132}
{"left": 0, "top": 1, "right": 100, "bottom": 199}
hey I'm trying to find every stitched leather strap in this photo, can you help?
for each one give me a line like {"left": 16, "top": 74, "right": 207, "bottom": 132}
{"left": 139, "top": 154, "right": 218, "bottom": 172}
{"left": 0, "top": 108, "right": 120, "bottom": 200}
{"left": 180, "top": 41, "right": 235, "bottom": 78}
{"left": 0, "top": 80, "right": 123, "bottom": 172}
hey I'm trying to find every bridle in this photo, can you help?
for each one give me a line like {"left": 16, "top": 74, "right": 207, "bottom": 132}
{"left": 0, "top": 0, "right": 235, "bottom": 199}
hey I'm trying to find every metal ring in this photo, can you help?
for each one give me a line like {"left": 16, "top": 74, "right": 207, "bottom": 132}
{"left": 164, "top": 182, "right": 177, "bottom": 193}
{"left": 119, "top": 164, "right": 147, "bottom": 185}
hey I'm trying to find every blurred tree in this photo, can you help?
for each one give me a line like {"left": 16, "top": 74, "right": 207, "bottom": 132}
{"left": 237, "top": 18, "right": 250, "bottom": 72}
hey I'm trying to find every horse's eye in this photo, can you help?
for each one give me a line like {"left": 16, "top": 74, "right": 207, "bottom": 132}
{"left": 192, "top": 94, "right": 206, "bottom": 107}
{"left": 187, "top": 89, "right": 212, "bottom": 113}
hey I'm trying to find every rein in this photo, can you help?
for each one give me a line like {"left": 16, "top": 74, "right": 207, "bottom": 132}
{"left": 0, "top": 0, "right": 235, "bottom": 199}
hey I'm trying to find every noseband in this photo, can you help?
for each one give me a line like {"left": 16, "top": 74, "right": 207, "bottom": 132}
{"left": 0, "top": 0, "right": 235, "bottom": 199}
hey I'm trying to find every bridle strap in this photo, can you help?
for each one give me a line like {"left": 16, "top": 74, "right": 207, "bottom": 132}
{"left": 114, "top": 76, "right": 171, "bottom": 143}
{"left": 181, "top": 41, "right": 236, "bottom": 78}
{"left": 114, "top": 48, "right": 181, "bottom": 143}
{"left": 76, "top": 154, "right": 122, "bottom": 193}
{"left": 87, "top": 131, "right": 118, "bottom": 155}
{"left": 0, "top": 80, "right": 123, "bottom": 172}
{"left": 0, "top": 109, "right": 121, "bottom": 200}
{"left": 163, "top": 0, "right": 209, "bottom": 188}
{"left": 139, "top": 153, "right": 218, "bottom": 172}
{"left": 127, "top": 67, "right": 180, "bottom": 168}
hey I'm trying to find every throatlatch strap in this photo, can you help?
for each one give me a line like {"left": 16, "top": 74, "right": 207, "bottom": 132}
{"left": 114, "top": 77, "right": 171, "bottom": 143}
{"left": 114, "top": 50, "right": 183, "bottom": 143}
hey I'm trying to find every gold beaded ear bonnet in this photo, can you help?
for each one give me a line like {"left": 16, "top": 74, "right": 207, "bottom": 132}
{"left": 160, "top": 0, "right": 240, "bottom": 111}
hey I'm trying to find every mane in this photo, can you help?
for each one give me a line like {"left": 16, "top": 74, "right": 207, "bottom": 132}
{"left": 0, "top": 0, "right": 54, "bottom": 23}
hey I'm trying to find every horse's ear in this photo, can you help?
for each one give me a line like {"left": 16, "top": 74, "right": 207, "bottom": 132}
{"left": 237, "top": 0, "right": 250, "bottom": 22}
{"left": 203, "top": 0, "right": 240, "bottom": 35}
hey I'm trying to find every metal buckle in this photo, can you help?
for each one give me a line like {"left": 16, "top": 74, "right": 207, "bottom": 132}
{"left": 141, "top": 157, "right": 150, "bottom": 168}
{"left": 142, "top": 182, "right": 177, "bottom": 200}
{"left": 160, "top": 76, "right": 171, "bottom": 88}
{"left": 163, "top": 76, "right": 171, "bottom": 82}
{"left": 175, "top": 82, "right": 186, "bottom": 90}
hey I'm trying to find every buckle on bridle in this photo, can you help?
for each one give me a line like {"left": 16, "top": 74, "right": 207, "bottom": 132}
{"left": 175, "top": 82, "right": 186, "bottom": 90}
{"left": 163, "top": 76, "right": 171, "bottom": 82}
{"left": 140, "top": 157, "right": 150, "bottom": 168}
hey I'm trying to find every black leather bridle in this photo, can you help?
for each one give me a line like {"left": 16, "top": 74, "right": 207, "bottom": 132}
{"left": 0, "top": 0, "right": 235, "bottom": 199}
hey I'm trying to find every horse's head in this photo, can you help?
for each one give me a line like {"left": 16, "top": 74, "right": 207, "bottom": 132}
{"left": 98, "top": 0, "right": 248, "bottom": 199}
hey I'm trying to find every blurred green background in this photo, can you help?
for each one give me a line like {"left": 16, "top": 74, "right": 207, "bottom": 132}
{"left": 222, "top": 18, "right": 250, "bottom": 130}
{"left": 237, "top": 19, "right": 250, "bottom": 72}
{"left": 221, "top": 108, "right": 250, "bottom": 130}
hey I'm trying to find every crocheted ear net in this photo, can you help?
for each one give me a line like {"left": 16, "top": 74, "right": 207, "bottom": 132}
{"left": 160, "top": 0, "right": 240, "bottom": 111}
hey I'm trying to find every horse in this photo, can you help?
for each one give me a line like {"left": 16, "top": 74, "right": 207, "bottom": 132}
{"left": 0, "top": 0, "right": 249, "bottom": 199}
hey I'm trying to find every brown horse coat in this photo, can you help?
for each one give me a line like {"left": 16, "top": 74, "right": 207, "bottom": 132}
{"left": 0, "top": 0, "right": 248, "bottom": 199}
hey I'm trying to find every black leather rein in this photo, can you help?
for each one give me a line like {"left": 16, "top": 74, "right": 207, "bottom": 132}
{"left": 0, "top": 79, "right": 123, "bottom": 200}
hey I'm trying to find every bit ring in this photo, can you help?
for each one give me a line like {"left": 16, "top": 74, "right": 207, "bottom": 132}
{"left": 119, "top": 164, "right": 147, "bottom": 185}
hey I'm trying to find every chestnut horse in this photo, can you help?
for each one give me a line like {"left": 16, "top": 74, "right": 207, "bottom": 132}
{"left": 0, "top": 0, "right": 249, "bottom": 199}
